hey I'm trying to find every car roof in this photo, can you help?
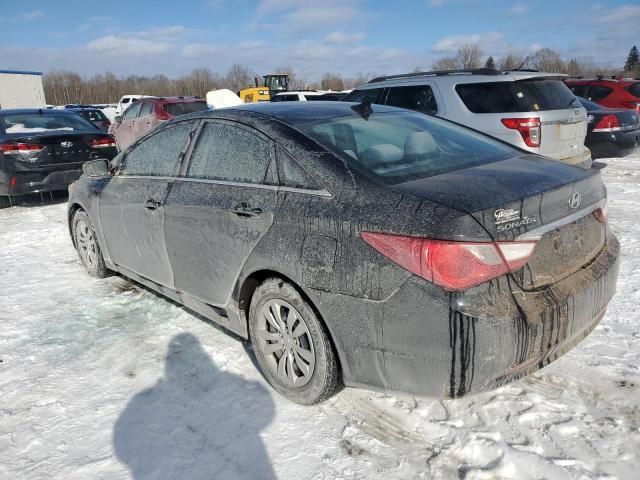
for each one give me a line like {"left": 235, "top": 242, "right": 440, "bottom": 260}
{"left": 0, "top": 108, "right": 80, "bottom": 116}
{"left": 362, "top": 70, "right": 567, "bottom": 89}
{"left": 180, "top": 101, "right": 404, "bottom": 126}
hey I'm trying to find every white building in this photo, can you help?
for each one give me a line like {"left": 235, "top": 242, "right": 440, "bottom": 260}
{"left": 0, "top": 70, "right": 46, "bottom": 109}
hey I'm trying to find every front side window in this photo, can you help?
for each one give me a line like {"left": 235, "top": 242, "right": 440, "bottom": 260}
{"left": 139, "top": 102, "right": 154, "bottom": 117}
{"left": 186, "top": 122, "right": 271, "bottom": 184}
{"left": 299, "top": 111, "right": 516, "bottom": 185}
{"left": 120, "top": 123, "right": 194, "bottom": 176}
{"left": 122, "top": 102, "right": 142, "bottom": 120}
{"left": 456, "top": 80, "right": 579, "bottom": 113}
{"left": 385, "top": 85, "right": 438, "bottom": 115}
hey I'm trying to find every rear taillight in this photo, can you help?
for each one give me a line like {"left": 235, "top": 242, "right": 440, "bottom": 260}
{"left": 90, "top": 137, "right": 116, "bottom": 148}
{"left": 9, "top": 176, "right": 17, "bottom": 187}
{"left": 501, "top": 117, "right": 541, "bottom": 147}
{"left": 621, "top": 101, "right": 640, "bottom": 112}
{"left": 593, "top": 203, "right": 608, "bottom": 223}
{"left": 1, "top": 143, "right": 45, "bottom": 155}
{"left": 361, "top": 232, "right": 537, "bottom": 291}
{"left": 592, "top": 114, "right": 621, "bottom": 132}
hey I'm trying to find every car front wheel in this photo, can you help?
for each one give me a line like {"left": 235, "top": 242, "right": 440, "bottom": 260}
{"left": 249, "top": 278, "right": 340, "bottom": 404}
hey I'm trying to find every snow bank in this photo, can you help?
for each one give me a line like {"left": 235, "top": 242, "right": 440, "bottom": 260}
{"left": 5, "top": 123, "right": 74, "bottom": 133}
{"left": 0, "top": 155, "right": 639, "bottom": 479}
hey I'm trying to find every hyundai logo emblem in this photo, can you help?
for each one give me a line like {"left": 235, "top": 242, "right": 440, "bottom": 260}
{"left": 568, "top": 192, "right": 582, "bottom": 209}
{"left": 61, "top": 141, "right": 73, "bottom": 148}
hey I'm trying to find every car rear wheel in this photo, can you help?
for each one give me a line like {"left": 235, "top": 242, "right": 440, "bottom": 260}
{"left": 73, "top": 210, "right": 109, "bottom": 278}
{"left": 249, "top": 278, "right": 340, "bottom": 404}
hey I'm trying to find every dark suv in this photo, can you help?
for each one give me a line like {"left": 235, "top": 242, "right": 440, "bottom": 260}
{"left": 109, "top": 96, "right": 209, "bottom": 151}
{"left": 565, "top": 78, "right": 640, "bottom": 112}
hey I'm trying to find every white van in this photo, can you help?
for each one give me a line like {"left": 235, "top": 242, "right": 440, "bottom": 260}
{"left": 115, "top": 95, "right": 143, "bottom": 116}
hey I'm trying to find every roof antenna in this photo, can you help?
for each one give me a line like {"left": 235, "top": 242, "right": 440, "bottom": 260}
{"left": 514, "top": 51, "right": 536, "bottom": 71}
{"left": 351, "top": 98, "right": 373, "bottom": 120}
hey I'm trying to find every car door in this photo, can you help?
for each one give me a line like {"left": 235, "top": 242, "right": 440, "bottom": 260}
{"left": 163, "top": 120, "right": 278, "bottom": 306}
{"left": 98, "top": 122, "right": 197, "bottom": 286}
{"left": 116, "top": 101, "right": 142, "bottom": 150}
{"left": 134, "top": 101, "right": 155, "bottom": 140}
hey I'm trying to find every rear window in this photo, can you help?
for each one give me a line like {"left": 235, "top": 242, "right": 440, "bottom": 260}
{"left": 78, "top": 110, "right": 107, "bottom": 121}
{"left": 586, "top": 85, "right": 613, "bottom": 102}
{"left": 299, "top": 110, "right": 516, "bottom": 185}
{"left": 0, "top": 113, "right": 97, "bottom": 134}
{"left": 627, "top": 83, "right": 640, "bottom": 98}
{"left": 163, "top": 101, "right": 209, "bottom": 117}
{"left": 456, "top": 80, "right": 579, "bottom": 113}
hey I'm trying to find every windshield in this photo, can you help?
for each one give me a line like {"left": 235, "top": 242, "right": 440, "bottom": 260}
{"left": 456, "top": 79, "right": 580, "bottom": 113}
{"left": 163, "top": 102, "right": 209, "bottom": 117}
{"left": 578, "top": 97, "right": 602, "bottom": 111}
{"left": 298, "top": 110, "right": 517, "bottom": 185}
{"left": 1, "top": 112, "right": 98, "bottom": 134}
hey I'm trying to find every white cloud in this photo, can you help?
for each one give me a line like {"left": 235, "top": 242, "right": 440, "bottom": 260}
{"left": 433, "top": 32, "right": 505, "bottom": 53}
{"left": 598, "top": 5, "right": 640, "bottom": 24}
{"left": 324, "top": 31, "right": 365, "bottom": 44}
{"left": 507, "top": 3, "right": 527, "bottom": 15}
{"left": 181, "top": 43, "right": 220, "bottom": 58}
{"left": 87, "top": 36, "right": 172, "bottom": 56}
{"left": 15, "top": 10, "right": 46, "bottom": 21}
{"left": 283, "top": 6, "right": 359, "bottom": 28}
{"left": 428, "top": 0, "right": 446, "bottom": 6}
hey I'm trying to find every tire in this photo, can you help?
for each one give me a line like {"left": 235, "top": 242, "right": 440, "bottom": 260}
{"left": 72, "top": 210, "right": 110, "bottom": 278}
{"left": 249, "top": 278, "right": 341, "bottom": 405}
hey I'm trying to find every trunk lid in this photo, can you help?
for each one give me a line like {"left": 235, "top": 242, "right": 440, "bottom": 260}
{"left": 393, "top": 155, "right": 607, "bottom": 290}
{"left": 538, "top": 108, "right": 588, "bottom": 160}
{"left": 3, "top": 132, "right": 109, "bottom": 166}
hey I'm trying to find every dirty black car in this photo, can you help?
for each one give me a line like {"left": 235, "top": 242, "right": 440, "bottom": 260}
{"left": 0, "top": 109, "right": 117, "bottom": 200}
{"left": 67, "top": 102, "right": 619, "bottom": 404}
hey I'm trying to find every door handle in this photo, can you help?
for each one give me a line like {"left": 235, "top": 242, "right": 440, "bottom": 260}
{"left": 144, "top": 199, "right": 162, "bottom": 210}
{"left": 230, "top": 202, "right": 262, "bottom": 218}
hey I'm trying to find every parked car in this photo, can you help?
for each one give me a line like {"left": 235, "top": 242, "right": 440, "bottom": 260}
{"left": 0, "top": 109, "right": 117, "bottom": 198}
{"left": 68, "top": 102, "right": 619, "bottom": 404}
{"left": 109, "top": 96, "right": 208, "bottom": 151}
{"left": 271, "top": 91, "right": 349, "bottom": 102}
{"left": 115, "top": 95, "right": 143, "bottom": 116}
{"left": 66, "top": 107, "right": 112, "bottom": 131}
{"left": 342, "top": 69, "right": 592, "bottom": 168}
{"left": 577, "top": 97, "right": 640, "bottom": 159}
{"left": 565, "top": 78, "right": 640, "bottom": 113}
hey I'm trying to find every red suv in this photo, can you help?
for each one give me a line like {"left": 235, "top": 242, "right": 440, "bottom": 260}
{"left": 110, "top": 96, "right": 208, "bottom": 151}
{"left": 565, "top": 78, "right": 640, "bottom": 112}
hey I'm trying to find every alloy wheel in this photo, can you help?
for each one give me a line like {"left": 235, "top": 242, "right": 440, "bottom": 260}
{"left": 76, "top": 219, "right": 98, "bottom": 269}
{"left": 257, "top": 299, "right": 316, "bottom": 387}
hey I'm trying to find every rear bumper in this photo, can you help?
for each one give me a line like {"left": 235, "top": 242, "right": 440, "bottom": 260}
{"left": 587, "top": 129, "right": 640, "bottom": 159}
{"left": 311, "top": 230, "right": 619, "bottom": 398}
{"left": 0, "top": 168, "right": 82, "bottom": 196}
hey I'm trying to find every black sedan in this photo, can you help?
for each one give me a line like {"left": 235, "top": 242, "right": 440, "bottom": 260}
{"left": 68, "top": 102, "right": 619, "bottom": 404}
{"left": 0, "top": 109, "right": 117, "bottom": 199}
{"left": 579, "top": 97, "right": 640, "bottom": 159}
{"left": 66, "top": 107, "right": 112, "bottom": 132}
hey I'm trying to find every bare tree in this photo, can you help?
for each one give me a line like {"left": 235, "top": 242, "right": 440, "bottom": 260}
{"left": 531, "top": 48, "right": 565, "bottom": 73}
{"left": 320, "top": 73, "right": 345, "bottom": 91}
{"left": 431, "top": 57, "right": 458, "bottom": 70}
{"left": 498, "top": 53, "right": 525, "bottom": 70}
{"left": 456, "top": 44, "right": 483, "bottom": 69}
{"left": 224, "top": 64, "right": 255, "bottom": 93}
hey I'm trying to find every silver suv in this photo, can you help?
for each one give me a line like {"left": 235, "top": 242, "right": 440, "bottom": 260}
{"left": 342, "top": 69, "right": 591, "bottom": 167}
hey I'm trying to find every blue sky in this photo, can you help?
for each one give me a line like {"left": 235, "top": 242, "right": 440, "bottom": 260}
{"left": 1, "top": 0, "right": 637, "bottom": 79}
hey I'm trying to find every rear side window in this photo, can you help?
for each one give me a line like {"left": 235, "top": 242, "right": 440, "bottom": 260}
{"left": 628, "top": 83, "right": 640, "bottom": 98}
{"left": 163, "top": 101, "right": 209, "bottom": 117}
{"left": 120, "top": 123, "right": 193, "bottom": 177}
{"left": 586, "top": 86, "right": 613, "bottom": 101}
{"left": 187, "top": 122, "right": 271, "bottom": 184}
{"left": 139, "top": 102, "right": 154, "bottom": 117}
{"left": 456, "top": 80, "right": 579, "bottom": 113}
{"left": 276, "top": 147, "right": 322, "bottom": 190}
{"left": 342, "top": 88, "right": 383, "bottom": 104}
{"left": 385, "top": 85, "right": 438, "bottom": 115}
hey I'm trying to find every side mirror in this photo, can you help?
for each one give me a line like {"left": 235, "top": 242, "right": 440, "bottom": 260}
{"left": 114, "top": 115, "right": 122, "bottom": 122}
{"left": 83, "top": 159, "right": 111, "bottom": 177}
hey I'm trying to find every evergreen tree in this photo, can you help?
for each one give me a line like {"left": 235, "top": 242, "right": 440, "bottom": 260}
{"left": 624, "top": 46, "right": 639, "bottom": 72}
{"left": 484, "top": 55, "right": 496, "bottom": 69}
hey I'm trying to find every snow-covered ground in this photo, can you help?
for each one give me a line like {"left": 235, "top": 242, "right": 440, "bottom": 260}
{"left": 1, "top": 156, "right": 639, "bottom": 480}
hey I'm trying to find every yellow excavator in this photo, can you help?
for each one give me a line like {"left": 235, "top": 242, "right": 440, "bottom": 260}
{"left": 239, "top": 74, "right": 289, "bottom": 103}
